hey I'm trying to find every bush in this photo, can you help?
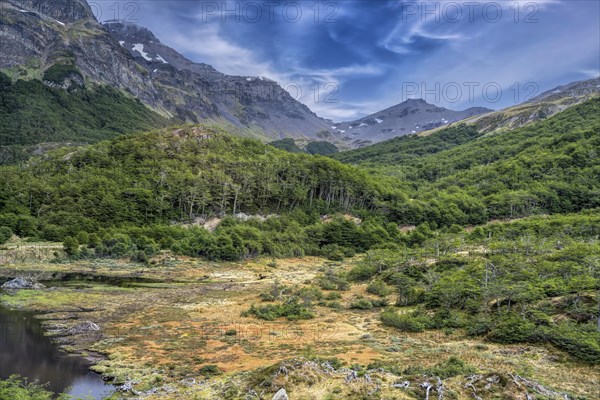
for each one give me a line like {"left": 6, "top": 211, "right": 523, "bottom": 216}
{"left": 63, "top": 236, "right": 80, "bottom": 257}
{"left": 244, "top": 300, "right": 315, "bottom": 321}
{"left": 545, "top": 323, "right": 600, "bottom": 364}
{"left": 487, "top": 314, "right": 536, "bottom": 344}
{"left": 295, "top": 286, "right": 324, "bottom": 306}
{"left": 42, "top": 63, "right": 83, "bottom": 88}
{"left": 324, "top": 292, "right": 342, "bottom": 300}
{"left": 347, "top": 264, "right": 378, "bottom": 281}
{"left": 199, "top": 365, "right": 222, "bottom": 376}
{"left": 316, "top": 271, "right": 349, "bottom": 291}
{"left": 0, "top": 226, "right": 12, "bottom": 244}
{"left": 321, "top": 244, "right": 346, "bottom": 261}
{"left": 15, "top": 215, "right": 38, "bottom": 237}
{"left": 349, "top": 297, "right": 374, "bottom": 310}
{"left": 381, "top": 309, "right": 431, "bottom": 332}
{"left": 371, "top": 298, "right": 389, "bottom": 307}
{"left": 466, "top": 317, "right": 492, "bottom": 336}
{"left": 306, "top": 141, "right": 339, "bottom": 155}
{"left": 0, "top": 375, "right": 71, "bottom": 399}
{"left": 404, "top": 356, "right": 476, "bottom": 379}
{"left": 366, "top": 280, "right": 391, "bottom": 297}
{"left": 432, "top": 309, "right": 467, "bottom": 329}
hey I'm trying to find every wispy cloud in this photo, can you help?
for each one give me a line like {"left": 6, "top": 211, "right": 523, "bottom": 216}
{"left": 87, "top": 0, "right": 598, "bottom": 121}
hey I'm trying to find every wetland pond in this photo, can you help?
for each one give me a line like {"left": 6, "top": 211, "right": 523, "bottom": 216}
{"left": 0, "top": 301, "right": 115, "bottom": 399}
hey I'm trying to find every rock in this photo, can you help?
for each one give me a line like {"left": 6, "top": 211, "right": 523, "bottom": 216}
{"left": 272, "top": 388, "right": 289, "bottom": 400}
{"left": 1, "top": 277, "right": 45, "bottom": 290}
{"left": 392, "top": 381, "right": 411, "bottom": 389}
{"left": 117, "top": 380, "right": 136, "bottom": 392}
{"left": 66, "top": 321, "right": 100, "bottom": 335}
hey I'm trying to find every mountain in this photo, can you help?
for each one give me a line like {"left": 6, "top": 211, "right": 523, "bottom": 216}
{"left": 0, "top": 0, "right": 331, "bottom": 141}
{"left": 462, "top": 77, "right": 600, "bottom": 134}
{"left": 329, "top": 99, "right": 491, "bottom": 147}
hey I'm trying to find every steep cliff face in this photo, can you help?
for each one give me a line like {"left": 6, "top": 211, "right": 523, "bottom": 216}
{"left": 0, "top": 0, "right": 332, "bottom": 139}
{"left": 0, "top": 0, "right": 163, "bottom": 110}
{"left": 103, "top": 21, "right": 332, "bottom": 137}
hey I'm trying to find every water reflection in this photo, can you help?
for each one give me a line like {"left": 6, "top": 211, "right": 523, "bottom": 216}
{"left": 0, "top": 304, "right": 114, "bottom": 399}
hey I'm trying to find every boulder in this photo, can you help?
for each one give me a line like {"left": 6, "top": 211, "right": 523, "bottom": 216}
{"left": 1, "top": 277, "right": 45, "bottom": 290}
{"left": 272, "top": 388, "right": 289, "bottom": 400}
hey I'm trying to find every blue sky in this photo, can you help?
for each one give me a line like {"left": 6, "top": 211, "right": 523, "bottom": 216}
{"left": 89, "top": 0, "right": 600, "bottom": 121}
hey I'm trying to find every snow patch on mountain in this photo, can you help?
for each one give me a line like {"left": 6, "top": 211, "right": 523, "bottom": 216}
{"left": 132, "top": 43, "right": 152, "bottom": 61}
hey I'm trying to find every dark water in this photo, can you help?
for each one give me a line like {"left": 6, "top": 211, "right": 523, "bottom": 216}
{"left": 0, "top": 304, "right": 115, "bottom": 399}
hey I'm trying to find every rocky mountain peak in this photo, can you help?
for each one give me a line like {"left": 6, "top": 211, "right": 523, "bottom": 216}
{"left": 10, "top": 0, "right": 96, "bottom": 23}
{"left": 103, "top": 21, "right": 160, "bottom": 44}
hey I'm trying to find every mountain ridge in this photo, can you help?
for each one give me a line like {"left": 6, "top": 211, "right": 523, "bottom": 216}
{"left": 329, "top": 98, "right": 492, "bottom": 147}
{"left": 0, "top": 0, "right": 333, "bottom": 140}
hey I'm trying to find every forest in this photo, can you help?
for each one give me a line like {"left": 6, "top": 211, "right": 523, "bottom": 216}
{"left": 0, "top": 99, "right": 599, "bottom": 263}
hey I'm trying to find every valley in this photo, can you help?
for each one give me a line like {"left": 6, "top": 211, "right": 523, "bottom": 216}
{"left": 0, "top": 1, "right": 599, "bottom": 399}
{"left": 1, "top": 218, "right": 599, "bottom": 399}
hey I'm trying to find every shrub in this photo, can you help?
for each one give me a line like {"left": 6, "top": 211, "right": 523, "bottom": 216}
{"left": 199, "top": 365, "right": 222, "bottom": 376}
{"left": 487, "top": 314, "right": 536, "bottom": 344}
{"left": 324, "top": 301, "right": 342, "bottom": 309}
{"left": 366, "top": 280, "right": 391, "bottom": 297}
{"left": 0, "top": 375, "right": 70, "bottom": 400}
{"left": 321, "top": 244, "right": 346, "bottom": 261}
{"left": 244, "top": 300, "right": 315, "bottom": 321}
{"left": 325, "top": 292, "right": 342, "bottom": 300}
{"left": 42, "top": 63, "right": 83, "bottom": 88}
{"left": 0, "top": 226, "right": 12, "bottom": 244}
{"left": 432, "top": 309, "right": 467, "bottom": 329}
{"left": 316, "top": 271, "right": 349, "bottom": 291}
{"left": 349, "top": 297, "right": 374, "bottom": 310}
{"left": 381, "top": 309, "right": 431, "bottom": 332}
{"left": 466, "top": 317, "right": 492, "bottom": 336}
{"left": 306, "top": 141, "right": 339, "bottom": 155}
{"left": 347, "top": 264, "right": 378, "bottom": 281}
{"left": 371, "top": 298, "right": 389, "bottom": 308}
{"left": 545, "top": 323, "right": 600, "bottom": 364}
{"left": 404, "top": 356, "right": 476, "bottom": 379}
{"left": 63, "top": 236, "right": 80, "bottom": 257}
{"left": 295, "top": 286, "right": 324, "bottom": 306}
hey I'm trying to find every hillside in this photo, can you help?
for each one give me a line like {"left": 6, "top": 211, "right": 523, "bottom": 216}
{"left": 332, "top": 123, "right": 483, "bottom": 166}
{"left": 462, "top": 77, "right": 600, "bottom": 134}
{"left": 0, "top": 72, "right": 170, "bottom": 164}
{"left": 0, "top": 125, "right": 408, "bottom": 261}
{"left": 335, "top": 98, "right": 600, "bottom": 225}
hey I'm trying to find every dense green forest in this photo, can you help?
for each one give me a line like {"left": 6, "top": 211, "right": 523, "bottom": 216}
{"left": 0, "top": 72, "right": 170, "bottom": 164}
{"left": 0, "top": 99, "right": 599, "bottom": 262}
{"left": 0, "top": 125, "right": 405, "bottom": 260}
{"left": 269, "top": 138, "right": 339, "bottom": 155}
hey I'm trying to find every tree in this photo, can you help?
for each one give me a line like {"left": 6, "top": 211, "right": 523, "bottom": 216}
{"left": 0, "top": 226, "right": 12, "bottom": 244}
{"left": 63, "top": 237, "right": 80, "bottom": 257}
